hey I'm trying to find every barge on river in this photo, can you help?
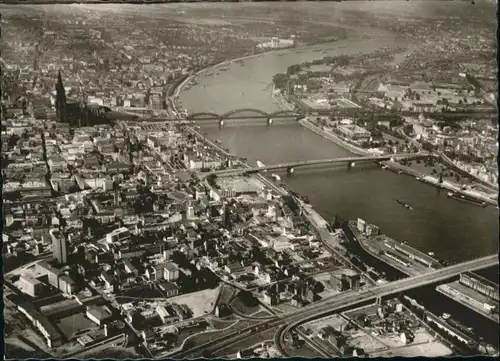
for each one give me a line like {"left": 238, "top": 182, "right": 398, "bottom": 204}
{"left": 447, "top": 192, "right": 487, "bottom": 207}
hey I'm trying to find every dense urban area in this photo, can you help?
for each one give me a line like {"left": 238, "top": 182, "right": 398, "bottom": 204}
{"left": 1, "top": 2, "right": 498, "bottom": 359}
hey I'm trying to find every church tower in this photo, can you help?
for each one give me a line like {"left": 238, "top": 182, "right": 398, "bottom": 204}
{"left": 55, "top": 70, "right": 68, "bottom": 123}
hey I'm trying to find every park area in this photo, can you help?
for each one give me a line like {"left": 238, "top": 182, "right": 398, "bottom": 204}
{"left": 230, "top": 292, "right": 262, "bottom": 316}
{"left": 399, "top": 157, "right": 472, "bottom": 187}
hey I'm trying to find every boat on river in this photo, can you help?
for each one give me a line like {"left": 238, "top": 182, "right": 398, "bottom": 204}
{"left": 447, "top": 192, "right": 487, "bottom": 207}
{"left": 441, "top": 313, "right": 451, "bottom": 320}
{"left": 395, "top": 199, "right": 413, "bottom": 210}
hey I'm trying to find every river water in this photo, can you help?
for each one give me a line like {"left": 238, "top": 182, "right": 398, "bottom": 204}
{"left": 179, "top": 2, "right": 498, "bottom": 265}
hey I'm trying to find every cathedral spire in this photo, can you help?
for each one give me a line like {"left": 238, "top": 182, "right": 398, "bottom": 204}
{"left": 55, "top": 70, "right": 67, "bottom": 123}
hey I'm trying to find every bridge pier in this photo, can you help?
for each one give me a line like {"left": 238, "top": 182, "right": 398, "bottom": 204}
{"left": 267, "top": 118, "right": 273, "bottom": 126}
{"left": 287, "top": 167, "right": 295, "bottom": 174}
{"left": 219, "top": 119, "right": 225, "bottom": 127}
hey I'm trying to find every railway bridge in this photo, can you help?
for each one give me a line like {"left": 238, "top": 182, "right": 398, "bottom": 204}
{"left": 186, "top": 108, "right": 302, "bottom": 126}
{"left": 137, "top": 106, "right": 495, "bottom": 125}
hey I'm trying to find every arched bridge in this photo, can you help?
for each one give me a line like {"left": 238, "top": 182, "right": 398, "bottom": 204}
{"left": 186, "top": 108, "right": 301, "bottom": 123}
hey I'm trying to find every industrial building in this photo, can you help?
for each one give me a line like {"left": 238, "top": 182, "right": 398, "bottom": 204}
{"left": 86, "top": 306, "right": 113, "bottom": 326}
{"left": 337, "top": 124, "right": 371, "bottom": 141}
{"left": 37, "top": 260, "right": 62, "bottom": 289}
{"left": 393, "top": 243, "right": 435, "bottom": 268}
{"left": 19, "top": 275, "right": 44, "bottom": 297}
{"left": 459, "top": 272, "right": 499, "bottom": 301}
{"left": 58, "top": 274, "right": 77, "bottom": 295}
{"left": 17, "top": 303, "right": 63, "bottom": 348}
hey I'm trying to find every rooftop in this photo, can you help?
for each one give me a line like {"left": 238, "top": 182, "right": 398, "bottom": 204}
{"left": 87, "top": 306, "right": 112, "bottom": 321}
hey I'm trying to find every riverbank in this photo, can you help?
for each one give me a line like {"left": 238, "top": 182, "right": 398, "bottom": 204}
{"left": 173, "top": 11, "right": 498, "bottom": 264}
{"left": 291, "top": 118, "right": 497, "bottom": 207}
{"left": 381, "top": 160, "right": 498, "bottom": 207}
{"left": 298, "top": 118, "right": 369, "bottom": 156}
{"left": 173, "top": 27, "right": 399, "bottom": 112}
{"left": 437, "top": 152, "right": 498, "bottom": 192}
{"left": 347, "top": 220, "right": 499, "bottom": 327}
{"left": 184, "top": 118, "right": 377, "bottom": 288}
{"left": 341, "top": 222, "right": 497, "bottom": 354}
{"left": 174, "top": 45, "right": 310, "bottom": 101}
{"left": 436, "top": 283, "right": 499, "bottom": 324}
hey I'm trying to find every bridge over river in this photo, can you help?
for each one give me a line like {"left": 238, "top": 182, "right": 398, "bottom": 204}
{"left": 169, "top": 254, "right": 498, "bottom": 359}
{"left": 135, "top": 107, "right": 496, "bottom": 125}
{"left": 204, "top": 152, "right": 427, "bottom": 176}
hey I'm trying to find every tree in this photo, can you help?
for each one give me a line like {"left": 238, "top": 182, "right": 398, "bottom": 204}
{"left": 206, "top": 173, "right": 218, "bottom": 188}
{"left": 272, "top": 73, "right": 288, "bottom": 90}
{"left": 403, "top": 124, "right": 414, "bottom": 136}
{"left": 287, "top": 64, "right": 302, "bottom": 76}
{"left": 238, "top": 291, "right": 259, "bottom": 307}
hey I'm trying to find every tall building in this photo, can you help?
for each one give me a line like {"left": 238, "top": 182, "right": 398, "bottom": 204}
{"left": 223, "top": 202, "right": 232, "bottom": 230}
{"left": 51, "top": 230, "right": 68, "bottom": 265}
{"left": 55, "top": 70, "right": 109, "bottom": 127}
{"left": 55, "top": 71, "right": 68, "bottom": 123}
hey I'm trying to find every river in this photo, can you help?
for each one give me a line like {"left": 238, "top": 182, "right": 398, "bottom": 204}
{"left": 178, "top": 2, "right": 498, "bottom": 265}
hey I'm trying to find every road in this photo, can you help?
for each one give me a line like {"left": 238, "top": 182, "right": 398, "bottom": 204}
{"left": 183, "top": 126, "right": 234, "bottom": 159}
{"left": 168, "top": 254, "right": 497, "bottom": 358}
{"left": 294, "top": 198, "right": 378, "bottom": 286}
{"left": 274, "top": 253, "right": 499, "bottom": 356}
